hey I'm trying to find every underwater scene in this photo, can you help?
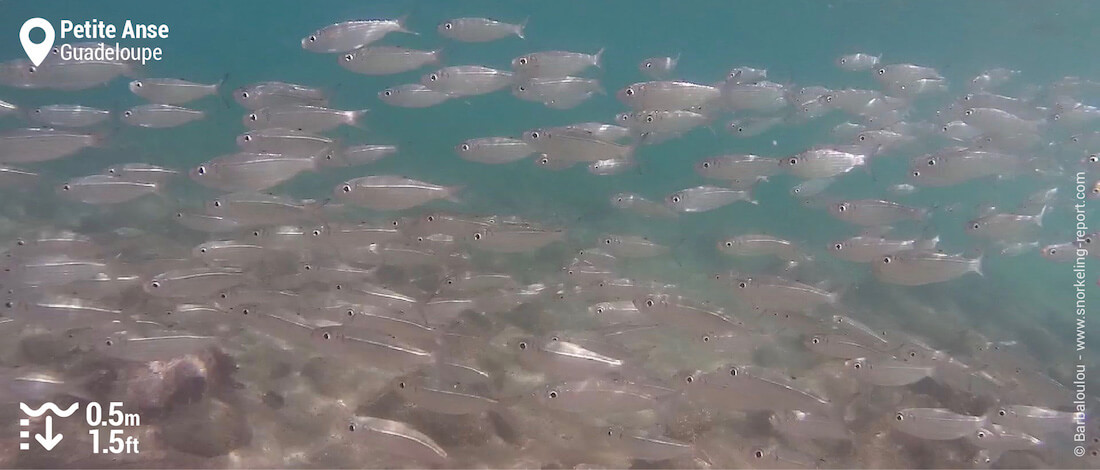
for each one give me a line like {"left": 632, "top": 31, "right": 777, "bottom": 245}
{"left": 0, "top": 0, "right": 1099, "bottom": 468}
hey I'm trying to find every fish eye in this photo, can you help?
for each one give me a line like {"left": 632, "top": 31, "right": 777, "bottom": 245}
{"left": 853, "top": 362, "right": 861, "bottom": 369}
{"left": 839, "top": 58, "right": 847, "bottom": 64}
{"left": 702, "top": 335, "right": 710, "bottom": 342}
{"left": 1090, "top": 155, "right": 1099, "bottom": 163}
{"left": 241, "top": 308, "right": 250, "bottom": 315}
{"left": 645, "top": 299, "right": 654, "bottom": 307}
{"left": 343, "top": 54, "right": 353, "bottom": 62}
{"left": 240, "top": 91, "right": 249, "bottom": 99}
{"left": 518, "top": 341, "right": 527, "bottom": 350}
{"left": 322, "top": 332, "right": 331, "bottom": 340}
{"left": 858, "top": 135, "right": 866, "bottom": 141}
{"left": 972, "top": 223, "right": 981, "bottom": 230}
{"left": 460, "top": 144, "right": 470, "bottom": 151}
{"left": 595, "top": 306, "right": 604, "bottom": 314}
{"left": 998, "top": 409, "right": 1006, "bottom": 416}
{"left": 199, "top": 248, "right": 207, "bottom": 253}
{"left": 753, "top": 450, "right": 764, "bottom": 459}
{"left": 837, "top": 203, "right": 847, "bottom": 212}
{"left": 473, "top": 232, "right": 482, "bottom": 240}
{"left": 196, "top": 166, "right": 206, "bottom": 175}
{"left": 517, "top": 86, "right": 526, "bottom": 92}
{"left": 426, "top": 215, "right": 436, "bottom": 222}
{"left": 212, "top": 200, "right": 222, "bottom": 207}
{"left": 684, "top": 375, "right": 694, "bottom": 384}
{"left": 625, "top": 88, "right": 634, "bottom": 96}
{"left": 398, "top": 381, "right": 405, "bottom": 389}
{"left": 737, "top": 281, "right": 747, "bottom": 288}
{"left": 645, "top": 116, "right": 654, "bottom": 123}
{"left": 341, "top": 185, "right": 351, "bottom": 193}
{"left": 3, "top": 301, "right": 11, "bottom": 309}
{"left": 383, "top": 90, "right": 392, "bottom": 96}
{"left": 134, "top": 81, "right": 142, "bottom": 87}
{"left": 348, "top": 423, "right": 355, "bottom": 432}
{"left": 604, "top": 238, "right": 612, "bottom": 245}
{"left": 308, "top": 36, "right": 316, "bottom": 42}
{"left": 976, "top": 431, "right": 986, "bottom": 439}
{"left": 346, "top": 309, "right": 355, "bottom": 317}
{"left": 811, "top": 337, "right": 820, "bottom": 344}
{"left": 1048, "top": 248, "right": 1057, "bottom": 255}
{"left": 518, "top": 57, "right": 528, "bottom": 65}
{"left": 877, "top": 68, "right": 885, "bottom": 75}
{"left": 895, "top": 413, "right": 904, "bottom": 421}
{"left": 645, "top": 61, "right": 653, "bottom": 68}
{"left": 616, "top": 197, "right": 624, "bottom": 202}
{"left": 61, "top": 184, "right": 70, "bottom": 191}
{"left": 242, "top": 135, "right": 252, "bottom": 142}
{"left": 882, "top": 256, "right": 892, "bottom": 264}
{"left": 547, "top": 390, "right": 558, "bottom": 399}
{"left": 252, "top": 231, "right": 261, "bottom": 237}
{"left": 249, "top": 114, "right": 258, "bottom": 121}
{"left": 444, "top": 22, "right": 452, "bottom": 29}
{"left": 530, "top": 131, "right": 540, "bottom": 139}
{"left": 788, "top": 158, "right": 798, "bottom": 165}
{"left": 725, "top": 241, "right": 733, "bottom": 247}
{"left": 429, "top": 74, "right": 438, "bottom": 81}
{"left": 964, "top": 109, "right": 973, "bottom": 116}
{"left": 701, "top": 161, "right": 710, "bottom": 168}
{"left": 834, "top": 243, "right": 843, "bottom": 250}
{"left": 150, "top": 281, "right": 161, "bottom": 289}
{"left": 671, "top": 195, "right": 681, "bottom": 203}
{"left": 123, "top": 111, "right": 132, "bottom": 117}
{"left": 312, "top": 229, "right": 322, "bottom": 236}
{"left": 912, "top": 170, "right": 921, "bottom": 177}
{"left": 104, "top": 339, "right": 113, "bottom": 347}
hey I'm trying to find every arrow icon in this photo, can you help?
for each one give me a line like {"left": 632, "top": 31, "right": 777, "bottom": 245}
{"left": 34, "top": 416, "right": 63, "bottom": 451}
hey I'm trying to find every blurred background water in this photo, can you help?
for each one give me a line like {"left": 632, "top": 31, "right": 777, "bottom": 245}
{"left": 1, "top": 0, "right": 1099, "bottom": 466}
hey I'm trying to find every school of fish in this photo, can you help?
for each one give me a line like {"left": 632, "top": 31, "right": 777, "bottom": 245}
{"left": 0, "top": 10, "right": 1098, "bottom": 469}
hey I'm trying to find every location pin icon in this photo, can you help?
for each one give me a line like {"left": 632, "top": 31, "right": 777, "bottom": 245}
{"left": 20, "top": 18, "right": 55, "bottom": 67}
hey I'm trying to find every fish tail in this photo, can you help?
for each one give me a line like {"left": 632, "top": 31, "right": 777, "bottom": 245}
{"left": 396, "top": 14, "right": 418, "bottom": 35}
{"left": 215, "top": 72, "right": 230, "bottom": 93}
{"left": 516, "top": 17, "right": 529, "bottom": 39}
{"left": 971, "top": 254, "right": 984, "bottom": 277}
{"left": 593, "top": 47, "right": 606, "bottom": 69}
{"left": 1034, "top": 204, "right": 1048, "bottom": 227}
{"left": 445, "top": 185, "right": 464, "bottom": 204}
{"left": 348, "top": 109, "right": 370, "bottom": 128}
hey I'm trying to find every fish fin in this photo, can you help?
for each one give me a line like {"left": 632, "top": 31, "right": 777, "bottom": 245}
{"left": 516, "top": 17, "right": 528, "bottom": 39}
{"left": 971, "top": 253, "right": 984, "bottom": 277}
{"left": 915, "top": 235, "right": 940, "bottom": 251}
{"left": 445, "top": 185, "right": 464, "bottom": 204}
{"left": 430, "top": 48, "right": 445, "bottom": 65}
{"left": 395, "top": 14, "right": 418, "bottom": 35}
{"left": 215, "top": 72, "right": 229, "bottom": 93}
{"left": 1033, "top": 204, "right": 1048, "bottom": 227}
{"left": 593, "top": 47, "right": 606, "bottom": 69}
{"left": 348, "top": 109, "right": 370, "bottom": 128}
{"left": 671, "top": 52, "right": 682, "bottom": 69}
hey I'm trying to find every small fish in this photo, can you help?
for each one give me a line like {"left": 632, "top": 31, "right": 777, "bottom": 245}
{"left": 378, "top": 84, "right": 450, "bottom": 108}
{"left": 873, "top": 250, "right": 983, "bottom": 286}
{"left": 513, "top": 76, "right": 603, "bottom": 109}
{"left": 236, "top": 128, "right": 336, "bottom": 156}
{"left": 830, "top": 232, "right": 939, "bottom": 263}
{"left": 422, "top": 66, "right": 515, "bottom": 97}
{"left": 729, "top": 275, "right": 838, "bottom": 312}
{"left": 719, "top": 234, "right": 806, "bottom": 262}
{"left": 396, "top": 375, "right": 499, "bottom": 415}
{"left": 836, "top": 53, "right": 881, "bottom": 71}
{"left": 191, "top": 152, "right": 317, "bottom": 192}
{"left": 324, "top": 145, "right": 398, "bottom": 167}
{"left": 512, "top": 49, "right": 604, "bottom": 77}
{"left": 336, "top": 175, "right": 461, "bottom": 211}
{"left": 845, "top": 357, "right": 933, "bottom": 386}
{"left": 966, "top": 206, "right": 1046, "bottom": 242}
{"left": 104, "top": 163, "right": 179, "bottom": 184}
{"left": 696, "top": 154, "right": 782, "bottom": 182}
{"left": 534, "top": 378, "right": 672, "bottom": 414}
{"left": 58, "top": 174, "right": 159, "bottom": 204}
{"left": 828, "top": 199, "right": 929, "bottom": 226}
{"left": 129, "top": 77, "right": 221, "bottom": 104}
{"left": 617, "top": 81, "right": 721, "bottom": 111}
{"left": 339, "top": 46, "right": 442, "bottom": 76}
{"left": 523, "top": 127, "right": 634, "bottom": 163}
{"left": 302, "top": 18, "right": 415, "bottom": 53}
{"left": 438, "top": 17, "right": 526, "bottom": 42}
{"left": 790, "top": 178, "right": 836, "bottom": 198}
{"left": 234, "top": 81, "right": 328, "bottom": 110}
{"left": 469, "top": 226, "right": 564, "bottom": 253}
{"left": 599, "top": 234, "right": 668, "bottom": 258}
{"left": 666, "top": 185, "right": 756, "bottom": 213}
{"left": 345, "top": 416, "right": 448, "bottom": 465}
{"left": 588, "top": 157, "right": 636, "bottom": 175}
{"left": 639, "top": 54, "right": 680, "bottom": 79}
{"left": 29, "top": 105, "right": 111, "bottom": 128}
{"left": 245, "top": 105, "right": 368, "bottom": 132}
{"left": 121, "top": 104, "right": 205, "bottom": 128}
{"left": 728, "top": 116, "right": 784, "bottom": 137}
{"left": 782, "top": 145, "right": 869, "bottom": 179}
{"left": 892, "top": 408, "right": 987, "bottom": 440}
{"left": 991, "top": 405, "right": 1077, "bottom": 437}
{"left": 144, "top": 267, "right": 248, "bottom": 299}
{"left": 610, "top": 192, "right": 678, "bottom": 218}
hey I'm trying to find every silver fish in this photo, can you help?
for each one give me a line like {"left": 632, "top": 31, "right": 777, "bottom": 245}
{"left": 339, "top": 46, "right": 441, "bottom": 76}
{"left": 104, "top": 163, "right": 178, "bottom": 184}
{"left": 121, "top": 104, "right": 204, "bottom": 128}
{"left": 782, "top": 146, "right": 869, "bottom": 179}
{"left": 422, "top": 66, "right": 515, "bottom": 97}
{"left": 639, "top": 54, "right": 680, "bottom": 79}
{"left": 456, "top": 137, "right": 534, "bottom": 164}
{"left": 846, "top": 357, "right": 933, "bottom": 386}
{"left": 0, "top": 128, "right": 100, "bottom": 163}
{"left": 345, "top": 416, "right": 448, "bottom": 466}
{"left": 336, "top": 175, "right": 461, "bottom": 211}
{"left": 301, "top": 18, "right": 415, "bottom": 53}
{"left": 438, "top": 17, "right": 526, "bottom": 42}
{"left": 129, "top": 77, "right": 220, "bottom": 104}
{"left": 617, "top": 80, "right": 721, "bottom": 110}
{"left": 873, "top": 250, "right": 983, "bottom": 285}
{"left": 234, "top": 81, "right": 328, "bottom": 110}
{"left": 57, "top": 174, "right": 159, "bottom": 204}
{"left": 236, "top": 128, "right": 336, "bottom": 156}
{"left": 836, "top": 52, "right": 881, "bottom": 71}
{"left": 892, "top": 408, "right": 987, "bottom": 440}
{"left": 191, "top": 152, "right": 317, "bottom": 192}
{"left": 245, "top": 105, "right": 367, "bottom": 132}
{"left": 729, "top": 275, "right": 838, "bottom": 312}
{"left": 666, "top": 185, "right": 756, "bottom": 213}
{"left": 378, "top": 84, "right": 450, "bottom": 108}
{"left": 512, "top": 49, "right": 604, "bottom": 77}
{"left": 610, "top": 192, "right": 678, "bottom": 218}
{"left": 828, "top": 199, "right": 929, "bottom": 226}
{"left": 324, "top": 145, "right": 398, "bottom": 167}
{"left": 719, "top": 234, "right": 806, "bottom": 261}
{"left": 29, "top": 104, "right": 111, "bottom": 127}
{"left": 144, "top": 267, "right": 247, "bottom": 298}
{"left": 599, "top": 234, "right": 668, "bottom": 258}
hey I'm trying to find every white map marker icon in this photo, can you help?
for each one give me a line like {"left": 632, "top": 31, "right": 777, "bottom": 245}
{"left": 20, "top": 18, "right": 55, "bottom": 67}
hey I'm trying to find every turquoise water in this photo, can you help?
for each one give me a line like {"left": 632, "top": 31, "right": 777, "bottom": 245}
{"left": 1, "top": 0, "right": 1099, "bottom": 467}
